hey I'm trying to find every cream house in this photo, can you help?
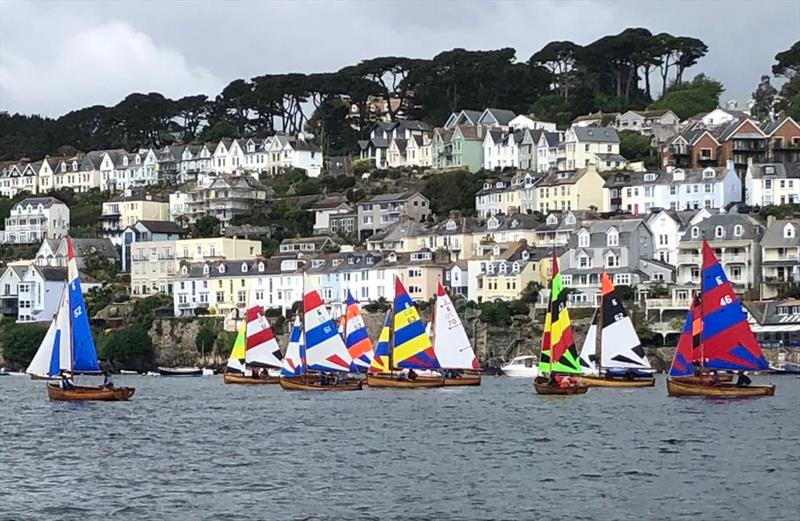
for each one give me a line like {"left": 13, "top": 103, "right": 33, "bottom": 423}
{"left": 536, "top": 166, "right": 606, "bottom": 213}
{"left": 761, "top": 219, "right": 800, "bottom": 300}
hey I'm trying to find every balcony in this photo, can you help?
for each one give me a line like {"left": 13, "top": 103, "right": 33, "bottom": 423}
{"left": 645, "top": 297, "right": 692, "bottom": 310}
{"left": 721, "top": 253, "right": 748, "bottom": 263}
{"left": 677, "top": 253, "right": 700, "bottom": 265}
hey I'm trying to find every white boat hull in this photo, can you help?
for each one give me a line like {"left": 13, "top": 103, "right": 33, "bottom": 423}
{"left": 501, "top": 366, "right": 539, "bottom": 378}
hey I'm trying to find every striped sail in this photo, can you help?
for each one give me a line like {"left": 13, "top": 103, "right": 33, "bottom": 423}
{"left": 579, "top": 273, "right": 651, "bottom": 373}
{"left": 64, "top": 236, "right": 100, "bottom": 373}
{"left": 432, "top": 283, "right": 478, "bottom": 369}
{"left": 698, "top": 241, "right": 768, "bottom": 371}
{"left": 245, "top": 300, "right": 283, "bottom": 368}
{"left": 392, "top": 277, "right": 440, "bottom": 370}
{"left": 539, "top": 251, "right": 580, "bottom": 374}
{"left": 280, "top": 317, "right": 305, "bottom": 377}
{"left": 368, "top": 311, "right": 392, "bottom": 374}
{"left": 225, "top": 325, "right": 246, "bottom": 373}
{"left": 669, "top": 296, "right": 702, "bottom": 377}
{"left": 303, "top": 287, "right": 352, "bottom": 372}
{"left": 343, "top": 290, "right": 374, "bottom": 372}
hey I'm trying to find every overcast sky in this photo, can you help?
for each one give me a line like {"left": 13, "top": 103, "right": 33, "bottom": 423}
{"left": 1, "top": 0, "right": 798, "bottom": 118}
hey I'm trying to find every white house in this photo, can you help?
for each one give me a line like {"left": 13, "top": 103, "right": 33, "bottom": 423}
{"left": 267, "top": 133, "right": 323, "bottom": 177}
{"left": 308, "top": 197, "right": 354, "bottom": 235}
{"left": 508, "top": 115, "right": 557, "bottom": 132}
{"left": 483, "top": 129, "right": 523, "bottom": 171}
{"left": 16, "top": 265, "right": 100, "bottom": 323}
{"left": 0, "top": 265, "right": 28, "bottom": 317}
{"left": 534, "top": 131, "right": 563, "bottom": 173}
{"left": 745, "top": 163, "right": 800, "bottom": 207}
{"left": 0, "top": 197, "right": 70, "bottom": 245}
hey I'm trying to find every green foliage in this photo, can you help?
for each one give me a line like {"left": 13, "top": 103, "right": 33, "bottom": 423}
{"left": 618, "top": 130, "right": 657, "bottom": 168}
{"left": 82, "top": 249, "right": 120, "bottom": 283}
{"left": 192, "top": 215, "right": 220, "bottom": 238}
{"left": 751, "top": 75, "right": 778, "bottom": 121}
{"left": 195, "top": 319, "right": 219, "bottom": 353}
{"left": 130, "top": 293, "right": 173, "bottom": 329}
{"left": 363, "top": 297, "right": 390, "bottom": 314}
{"left": 648, "top": 74, "right": 724, "bottom": 120}
{"left": 422, "top": 170, "right": 489, "bottom": 216}
{"left": 772, "top": 41, "right": 800, "bottom": 79}
{"left": 614, "top": 284, "right": 636, "bottom": 301}
{"left": 0, "top": 321, "right": 48, "bottom": 369}
{"left": 760, "top": 203, "right": 800, "bottom": 220}
{"left": 648, "top": 281, "right": 670, "bottom": 298}
{"left": 478, "top": 300, "right": 529, "bottom": 326}
{"left": 350, "top": 159, "right": 373, "bottom": 176}
{"left": 97, "top": 323, "right": 154, "bottom": 371}
{"left": 519, "top": 281, "right": 543, "bottom": 304}
{"left": 268, "top": 168, "right": 310, "bottom": 196}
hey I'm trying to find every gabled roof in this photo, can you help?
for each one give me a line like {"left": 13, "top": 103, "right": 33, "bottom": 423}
{"left": 760, "top": 116, "right": 800, "bottom": 136}
{"left": 363, "top": 191, "right": 428, "bottom": 204}
{"left": 131, "top": 220, "right": 187, "bottom": 235}
{"left": 761, "top": 219, "right": 800, "bottom": 248}
{"left": 571, "top": 126, "right": 619, "bottom": 143}
{"left": 13, "top": 197, "right": 66, "bottom": 210}
{"left": 70, "top": 238, "right": 118, "bottom": 259}
{"left": 748, "top": 162, "right": 800, "bottom": 180}
{"left": 479, "top": 108, "right": 517, "bottom": 126}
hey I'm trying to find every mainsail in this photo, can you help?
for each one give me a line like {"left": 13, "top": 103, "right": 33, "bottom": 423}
{"left": 368, "top": 311, "right": 392, "bottom": 374}
{"left": 280, "top": 317, "right": 305, "bottom": 377}
{"left": 225, "top": 325, "right": 246, "bottom": 373}
{"left": 303, "top": 287, "right": 352, "bottom": 372}
{"left": 392, "top": 277, "right": 440, "bottom": 370}
{"left": 432, "top": 283, "right": 478, "bottom": 369}
{"left": 698, "top": 241, "right": 768, "bottom": 371}
{"left": 63, "top": 237, "right": 100, "bottom": 374}
{"left": 342, "top": 290, "right": 374, "bottom": 372}
{"left": 579, "top": 273, "right": 651, "bottom": 373}
{"left": 668, "top": 296, "right": 702, "bottom": 377}
{"left": 244, "top": 302, "right": 283, "bottom": 368}
{"left": 538, "top": 251, "right": 580, "bottom": 374}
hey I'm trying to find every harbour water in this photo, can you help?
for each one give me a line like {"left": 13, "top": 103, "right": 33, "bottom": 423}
{"left": 1, "top": 375, "right": 798, "bottom": 520}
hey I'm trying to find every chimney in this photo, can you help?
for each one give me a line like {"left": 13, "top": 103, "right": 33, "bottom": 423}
{"left": 767, "top": 215, "right": 776, "bottom": 226}
{"left": 448, "top": 210, "right": 462, "bottom": 220}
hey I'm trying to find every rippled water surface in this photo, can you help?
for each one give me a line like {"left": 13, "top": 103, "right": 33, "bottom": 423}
{"left": 1, "top": 374, "right": 798, "bottom": 520}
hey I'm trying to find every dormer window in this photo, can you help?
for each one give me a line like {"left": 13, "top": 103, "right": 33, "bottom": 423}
{"left": 546, "top": 214, "right": 558, "bottom": 225}
{"left": 715, "top": 226, "right": 724, "bottom": 239}
{"left": 387, "top": 253, "right": 397, "bottom": 263}
{"left": 202, "top": 264, "right": 210, "bottom": 275}
{"left": 521, "top": 250, "right": 530, "bottom": 261}
{"left": 446, "top": 220, "right": 457, "bottom": 231}
{"left": 72, "top": 161, "right": 78, "bottom": 171}
{"left": 487, "top": 264, "right": 495, "bottom": 274}
{"left": 691, "top": 227, "right": 700, "bottom": 239}
{"left": 644, "top": 173, "right": 656, "bottom": 182}
{"left": 181, "top": 266, "right": 188, "bottom": 276}
{"left": 483, "top": 183, "right": 490, "bottom": 189}
{"left": 258, "top": 262, "right": 265, "bottom": 272}
{"left": 499, "top": 262, "right": 507, "bottom": 273}
{"left": 241, "top": 263, "right": 248, "bottom": 273}
{"left": 578, "top": 229, "right": 590, "bottom": 248}
{"left": 702, "top": 168, "right": 715, "bottom": 179}
{"left": 785, "top": 223, "right": 796, "bottom": 239}
{"left": 218, "top": 264, "right": 226, "bottom": 274}
{"left": 366, "top": 256, "right": 374, "bottom": 265}
{"left": 487, "top": 217, "right": 499, "bottom": 230}
{"left": 764, "top": 165, "right": 776, "bottom": 175}
{"left": 733, "top": 225, "right": 743, "bottom": 237}
{"left": 61, "top": 163, "right": 66, "bottom": 172}
{"left": 492, "top": 245, "right": 500, "bottom": 256}
{"left": 607, "top": 228, "right": 619, "bottom": 247}
{"left": 672, "top": 169, "right": 685, "bottom": 181}
{"left": 512, "top": 262, "right": 520, "bottom": 273}
{"left": 564, "top": 213, "right": 576, "bottom": 225}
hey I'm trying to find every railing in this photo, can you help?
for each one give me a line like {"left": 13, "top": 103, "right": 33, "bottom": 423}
{"left": 177, "top": 301, "right": 195, "bottom": 309}
{"left": 645, "top": 297, "right": 691, "bottom": 309}
{"left": 677, "top": 253, "right": 699, "bottom": 264}
{"left": 721, "top": 253, "right": 748, "bottom": 263}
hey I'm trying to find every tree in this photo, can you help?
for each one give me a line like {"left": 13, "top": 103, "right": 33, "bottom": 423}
{"left": 0, "top": 322, "right": 48, "bottom": 369}
{"left": 191, "top": 215, "right": 220, "bottom": 238}
{"left": 98, "top": 323, "right": 154, "bottom": 371}
{"left": 520, "top": 281, "right": 544, "bottom": 304}
{"left": 619, "top": 130, "right": 656, "bottom": 167}
{"left": 772, "top": 40, "right": 800, "bottom": 79}
{"left": 673, "top": 37, "right": 709, "bottom": 85}
{"left": 772, "top": 42, "right": 800, "bottom": 120}
{"left": 175, "top": 95, "right": 209, "bottom": 141}
{"left": 422, "top": 170, "right": 488, "bottom": 216}
{"left": 530, "top": 41, "right": 581, "bottom": 100}
{"left": 751, "top": 75, "right": 778, "bottom": 121}
{"left": 648, "top": 74, "right": 724, "bottom": 120}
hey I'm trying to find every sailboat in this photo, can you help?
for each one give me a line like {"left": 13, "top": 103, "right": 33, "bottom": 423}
{"left": 26, "top": 311, "right": 61, "bottom": 381}
{"left": 576, "top": 273, "right": 655, "bottom": 388}
{"left": 666, "top": 240, "right": 775, "bottom": 397}
{"left": 45, "top": 237, "right": 135, "bottom": 401}
{"left": 280, "top": 316, "right": 305, "bottom": 377}
{"left": 366, "top": 277, "right": 444, "bottom": 388}
{"left": 431, "top": 283, "right": 481, "bottom": 386}
{"left": 223, "top": 296, "right": 283, "bottom": 384}
{"left": 342, "top": 290, "right": 374, "bottom": 374}
{"left": 534, "top": 250, "right": 588, "bottom": 395}
{"left": 279, "top": 281, "right": 362, "bottom": 391}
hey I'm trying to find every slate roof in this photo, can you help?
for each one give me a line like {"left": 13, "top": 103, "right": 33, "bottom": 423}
{"left": 71, "top": 238, "right": 118, "bottom": 259}
{"left": 363, "top": 191, "right": 427, "bottom": 203}
{"left": 761, "top": 219, "right": 800, "bottom": 248}
{"left": 133, "top": 220, "right": 187, "bottom": 235}
{"left": 683, "top": 213, "right": 764, "bottom": 242}
{"left": 13, "top": 197, "right": 66, "bottom": 210}
{"left": 748, "top": 162, "right": 800, "bottom": 180}
{"left": 309, "top": 197, "right": 351, "bottom": 211}
{"left": 571, "top": 126, "right": 619, "bottom": 143}
{"left": 482, "top": 108, "right": 517, "bottom": 126}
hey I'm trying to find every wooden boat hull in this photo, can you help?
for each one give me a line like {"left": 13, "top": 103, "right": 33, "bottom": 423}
{"left": 671, "top": 374, "right": 734, "bottom": 385}
{"left": 47, "top": 384, "right": 135, "bottom": 401}
{"left": 666, "top": 378, "right": 775, "bottom": 398}
{"left": 443, "top": 375, "right": 482, "bottom": 386}
{"left": 366, "top": 373, "right": 444, "bottom": 388}
{"left": 222, "top": 373, "right": 280, "bottom": 385}
{"left": 533, "top": 376, "right": 589, "bottom": 395}
{"left": 575, "top": 375, "right": 655, "bottom": 388}
{"left": 279, "top": 376, "right": 362, "bottom": 391}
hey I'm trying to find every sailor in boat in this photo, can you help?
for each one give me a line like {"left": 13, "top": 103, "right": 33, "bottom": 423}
{"left": 735, "top": 371, "right": 752, "bottom": 387}
{"left": 623, "top": 369, "right": 635, "bottom": 381}
{"left": 706, "top": 371, "right": 721, "bottom": 387}
{"left": 59, "top": 372, "right": 75, "bottom": 390}
{"left": 102, "top": 372, "right": 114, "bottom": 389}
{"left": 407, "top": 368, "right": 418, "bottom": 381}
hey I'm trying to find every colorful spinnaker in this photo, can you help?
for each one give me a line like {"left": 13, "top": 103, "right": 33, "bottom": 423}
{"left": 432, "top": 282, "right": 478, "bottom": 369}
{"left": 342, "top": 290, "right": 374, "bottom": 372}
{"left": 303, "top": 287, "right": 353, "bottom": 372}
{"left": 538, "top": 250, "right": 580, "bottom": 375}
{"left": 280, "top": 317, "right": 305, "bottom": 377}
{"left": 392, "top": 277, "right": 440, "bottom": 370}
{"left": 368, "top": 311, "right": 392, "bottom": 374}
{"left": 244, "top": 300, "right": 283, "bottom": 369}
{"left": 697, "top": 241, "right": 768, "bottom": 371}
{"left": 668, "top": 296, "right": 702, "bottom": 378}
{"left": 579, "top": 273, "right": 651, "bottom": 374}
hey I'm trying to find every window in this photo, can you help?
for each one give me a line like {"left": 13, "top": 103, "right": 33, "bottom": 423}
{"left": 691, "top": 227, "right": 700, "bottom": 239}
{"left": 216, "top": 291, "right": 224, "bottom": 303}
{"left": 785, "top": 224, "right": 796, "bottom": 239}
{"left": 659, "top": 234, "right": 668, "bottom": 246}
{"left": 704, "top": 184, "right": 713, "bottom": 193}
{"left": 715, "top": 226, "right": 724, "bottom": 239}
{"left": 607, "top": 229, "right": 619, "bottom": 246}
{"left": 733, "top": 225, "right": 743, "bottom": 237}
{"left": 578, "top": 253, "right": 591, "bottom": 269}
{"left": 614, "top": 273, "right": 631, "bottom": 285}
{"left": 578, "top": 230, "right": 589, "bottom": 247}
{"left": 606, "top": 254, "right": 618, "bottom": 268}
{"left": 729, "top": 266, "right": 742, "bottom": 281}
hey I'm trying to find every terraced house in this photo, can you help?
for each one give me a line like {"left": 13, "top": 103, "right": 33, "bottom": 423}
{"left": 760, "top": 219, "right": 800, "bottom": 300}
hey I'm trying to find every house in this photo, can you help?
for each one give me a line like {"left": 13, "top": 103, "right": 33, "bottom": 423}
{"left": 534, "top": 131, "right": 563, "bottom": 173}
{"left": 0, "top": 161, "right": 38, "bottom": 198}
{"left": 405, "top": 134, "right": 433, "bottom": 167}
{"left": 761, "top": 116, "right": 800, "bottom": 163}
{"left": 476, "top": 108, "right": 517, "bottom": 128}
{"left": 365, "top": 220, "right": 428, "bottom": 253}
{"left": 517, "top": 129, "right": 541, "bottom": 171}
{"left": 614, "top": 109, "right": 679, "bottom": 142}
{"left": 746, "top": 299, "right": 800, "bottom": 347}
{"left": 373, "top": 248, "right": 451, "bottom": 302}
{"left": 716, "top": 118, "right": 768, "bottom": 175}
{"left": 760, "top": 219, "right": 800, "bottom": 300}
{"left": 120, "top": 220, "right": 188, "bottom": 273}
{"left": 561, "top": 218, "right": 673, "bottom": 306}
{"left": 33, "top": 238, "right": 117, "bottom": 269}
{"left": 444, "top": 260, "right": 469, "bottom": 299}
{"left": 16, "top": 265, "right": 100, "bottom": 323}
{"left": 133, "top": 237, "right": 261, "bottom": 299}
{"left": 414, "top": 214, "right": 482, "bottom": 261}
{"left": 0, "top": 264, "right": 28, "bottom": 317}
{"left": 357, "top": 121, "right": 431, "bottom": 169}
{"left": 0, "top": 197, "right": 69, "bottom": 245}
{"left": 304, "top": 250, "right": 387, "bottom": 315}
{"left": 561, "top": 126, "right": 623, "bottom": 171}
{"left": 431, "top": 125, "right": 485, "bottom": 172}
{"left": 100, "top": 191, "right": 170, "bottom": 246}
{"left": 475, "top": 173, "right": 540, "bottom": 218}
{"left": 529, "top": 211, "right": 588, "bottom": 248}
{"left": 646, "top": 209, "right": 697, "bottom": 266}
{"left": 35, "top": 156, "right": 69, "bottom": 193}
{"left": 571, "top": 111, "right": 618, "bottom": 128}
{"left": 603, "top": 161, "right": 742, "bottom": 214}
{"left": 387, "top": 138, "right": 409, "bottom": 168}
{"left": 508, "top": 115, "right": 557, "bottom": 132}
{"left": 330, "top": 212, "right": 357, "bottom": 237}
{"left": 483, "top": 129, "right": 526, "bottom": 171}
{"left": 185, "top": 175, "right": 269, "bottom": 226}
{"left": 169, "top": 188, "right": 192, "bottom": 223}
{"left": 308, "top": 197, "right": 354, "bottom": 235}
{"left": 444, "top": 110, "right": 482, "bottom": 129}
{"left": 689, "top": 108, "right": 747, "bottom": 127}
{"left": 745, "top": 162, "right": 800, "bottom": 207}
{"left": 278, "top": 236, "right": 334, "bottom": 255}
{"left": 267, "top": 133, "right": 323, "bottom": 177}
{"left": 357, "top": 192, "right": 430, "bottom": 240}
{"left": 678, "top": 213, "right": 764, "bottom": 297}
{"left": 661, "top": 128, "right": 721, "bottom": 169}
{"left": 481, "top": 212, "right": 542, "bottom": 247}
{"left": 536, "top": 166, "right": 605, "bottom": 213}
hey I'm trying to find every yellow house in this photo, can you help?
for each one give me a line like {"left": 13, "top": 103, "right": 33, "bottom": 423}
{"left": 101, "top": 192, "right": 170, "bottom": 245}
{"left": 536, "top": 166, "right": 605, "bottom": 213}
{"left": 470, "top": 242, "right": 558, "bottom": 302}
{"left": 414, "top": 216, "right": 482, "bottom": 261}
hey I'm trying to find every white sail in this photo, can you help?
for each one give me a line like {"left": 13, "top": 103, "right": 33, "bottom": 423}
{"left": 55, "top": 285, "right": 73, "bottom": 373}
{"left": 280, "top": 317, "right": 304, "bottom": 377}
{"left": 579, "top": 323, "right": 600, "bottom": 375}
{"left": 26, "top": 315, "right": 58, "bottom": 376}
{"left": 303, "top": 288, "right": 352, "bottom": 372}
{"left": 244, "top": 301, "right": 283, "bottom": 368}
{"left": 432, "top": 284, "right": 477, "bottom": 369}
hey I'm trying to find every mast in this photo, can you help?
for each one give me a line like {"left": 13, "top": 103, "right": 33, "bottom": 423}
{"left": 594, "top": 288, "right": 603, "bottom": 375}
{"left": 301, "top": 276, "right": 308, "bottom": 381}
{"left": 389, "top": 276, "right": 396, "bottom": 375}
{"left": 698, "top": 243, "right": 705, "bottom": 370}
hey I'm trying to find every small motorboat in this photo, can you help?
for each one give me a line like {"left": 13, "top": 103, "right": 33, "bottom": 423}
{"left": 501, "top": 356, "right": 539, "bottom": 378}
{"left": 158, "top": 366, "right": 203, "bottom": 377}
{"left": 145, "top": 371, "right": 160, "bottom": 377}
